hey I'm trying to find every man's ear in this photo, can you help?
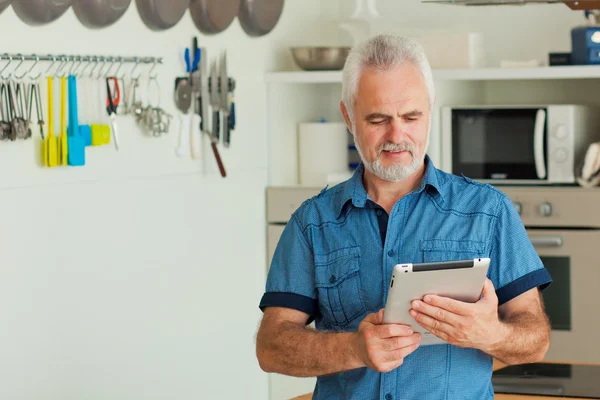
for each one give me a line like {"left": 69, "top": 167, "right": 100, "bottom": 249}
{"left": 340, "top": 101, "right": 353, "bottom": 134}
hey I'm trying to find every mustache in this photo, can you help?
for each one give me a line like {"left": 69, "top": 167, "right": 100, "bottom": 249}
{"left": 377, "top": 141, "right": 415, "bottom": 157}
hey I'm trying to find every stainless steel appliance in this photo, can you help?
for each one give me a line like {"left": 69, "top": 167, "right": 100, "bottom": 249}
{"left": 500, "top": 186, "right": 600, "bottom": 363}
{"left": 441, "top": 105, "right": 600, "bottom": 185}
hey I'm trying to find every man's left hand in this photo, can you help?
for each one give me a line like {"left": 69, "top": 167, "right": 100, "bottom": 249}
{"left": 409, "top": 278, "right": 505, "bottom": 351}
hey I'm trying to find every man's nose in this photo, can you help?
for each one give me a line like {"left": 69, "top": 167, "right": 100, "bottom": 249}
{"left": 386, "top": 119, "right": 409, "bottom": 143}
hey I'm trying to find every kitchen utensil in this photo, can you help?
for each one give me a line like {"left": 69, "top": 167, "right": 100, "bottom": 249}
{"left": 0, "top": 0, "right": 11, "bottom": 15}
{"left": 209, "top": 59, "right": 220, "bottom": 143}
{"left": 44, "top": 76, "right": 58, "bottom": 167}
{"left": 105, "top": 77, "right": 121, "bottom": 149}
{"left": 220, "top": 51, "right": 231, "bottom": 147}
{"left": 290, "top": 47, "right": 351, "bottom": 71}
{"left": 73, "top": 0, "right": 131, "bottom": 28}
{"left": 135, "top": 0, "right": 189, "bottom": 31}
{"left": 189, "top": 0, "right": 240, "bottom": 35}
{"left": 12, "top": 0, "right": 72, "bottom": 26}
{"left": 27, "top": 81, "right": 44, "bottom": 139}
{"left": 238, "top": 0, "right": 284, "bottom": 37}
{"left": 67, "top": 75, "right": 85, "bottom": 166}
{"left": 59, "top": 76, "right": 68, "bottom": 166}
{"left": 76, "top": 75, "right": 92, "bottom": 146}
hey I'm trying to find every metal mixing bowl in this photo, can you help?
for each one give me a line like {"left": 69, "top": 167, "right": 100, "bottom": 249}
{"left": 291, "top": 47, "right": 351, "bottom": 71}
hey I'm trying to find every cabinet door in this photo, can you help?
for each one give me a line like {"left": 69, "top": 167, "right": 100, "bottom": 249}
{"left": 270, "top": 375, "right": 315, "bottom": 400}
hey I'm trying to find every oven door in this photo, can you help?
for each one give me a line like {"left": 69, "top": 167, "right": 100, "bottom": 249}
{"left": 448, "top": 107, "right": 547, "bottom": 182}
{"left": 528, "top": 229, "right": 600, "bottom": 363}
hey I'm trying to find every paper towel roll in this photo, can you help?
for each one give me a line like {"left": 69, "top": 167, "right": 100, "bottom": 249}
{"left": 298, "top": 122, "right": 349, "bottom": 186}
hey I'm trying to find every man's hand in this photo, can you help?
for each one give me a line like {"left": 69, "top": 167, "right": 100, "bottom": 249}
{"left": 409, "top": 278, "right": 506, "bottom": 352}
{"left": 351, "top": 309, "right": 421, "bottom": 373}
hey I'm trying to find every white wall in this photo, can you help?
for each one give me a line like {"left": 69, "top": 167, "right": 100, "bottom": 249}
{"left": 0, "top": 2, "right": 335, "bottom": 399}
{"left": 339, "top": 0, "right": 586, "bottom": 68}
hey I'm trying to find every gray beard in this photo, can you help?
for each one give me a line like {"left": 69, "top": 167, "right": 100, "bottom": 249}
{"left": 355, "top": 140, "right": 423, "bottom": 182}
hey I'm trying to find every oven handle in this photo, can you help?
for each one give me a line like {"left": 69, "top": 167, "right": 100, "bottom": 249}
{"left": 534, "top": 109, "right": 547, "bottom": 179}
{"left": 530, "top": 236, "right": 563, "bottom": 248}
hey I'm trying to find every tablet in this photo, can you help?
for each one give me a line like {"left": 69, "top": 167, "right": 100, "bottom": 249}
{"left": 382, "top": 258, "right": 490, "bottom": 346}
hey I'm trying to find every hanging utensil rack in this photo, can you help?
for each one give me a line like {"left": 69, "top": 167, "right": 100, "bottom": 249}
{"left": 0, "top": 53, "right": 163, "bottom": 65}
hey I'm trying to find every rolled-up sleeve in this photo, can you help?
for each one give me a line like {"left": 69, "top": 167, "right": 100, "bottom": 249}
{"left": 259, "top": 213, "right": 317, "bottom": 322}
{"left": 489, "top": 194, "right": 553, "bottom": 306}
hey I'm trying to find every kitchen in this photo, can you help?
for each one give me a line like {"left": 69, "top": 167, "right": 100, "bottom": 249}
{"left": 0, "top": 0, "right": 598, "bottom": 399}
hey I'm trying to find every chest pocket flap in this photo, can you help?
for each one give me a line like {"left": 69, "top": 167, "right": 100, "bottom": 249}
{"left": 421, "top": 239, "right": 485, "bottom": 263}
{"left": 314, "top": 246, "right": 365, "bottom": 326}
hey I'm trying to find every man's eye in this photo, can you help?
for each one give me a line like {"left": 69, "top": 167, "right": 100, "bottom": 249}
{"left": 369, "top": 119, "right": 386, "bottom": 125}
{"left": 405, "top": 117, "right": 419, "bottom": 122}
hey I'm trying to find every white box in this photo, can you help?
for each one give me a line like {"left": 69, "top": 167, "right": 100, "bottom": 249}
{"left": 417, "top": 32, "right": 485, "bottom": 69}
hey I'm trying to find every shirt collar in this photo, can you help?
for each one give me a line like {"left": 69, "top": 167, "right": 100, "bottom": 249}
{"left": 335, "top": 155, "right": 445, "bottom": 218}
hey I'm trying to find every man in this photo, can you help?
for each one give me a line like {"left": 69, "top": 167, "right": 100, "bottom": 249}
{"left": 256, "top": 34, "right": 552, "bottom": 400}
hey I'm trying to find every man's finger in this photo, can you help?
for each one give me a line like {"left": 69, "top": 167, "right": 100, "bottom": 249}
{"left": 411, "top": 300, "right": 460, "bottom": 326}
{"left": 378, "top": 324, "right": 414, "bottom": 338}
{"left": 410, "top": 309, "right": 456, "bottom": 337}
{"left": 380, "top": 333, "right": 421, "bottom": 351}
{"left": 363, "top": 309, "right": 385, "bottom": 325}
{"left": 481, "top": 278, "right": 497, "bottom": 302}
{"left": 383, "top": 343, "right": 421, "bottom": 363}
{"left": 421, "top": 294, "right": 472, "bottom": 316}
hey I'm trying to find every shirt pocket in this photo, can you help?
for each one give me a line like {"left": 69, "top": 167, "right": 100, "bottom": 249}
{"left": 420, "top": 239, "right": 485, "bottom": 263}
{"left": 314, "top": 246, "right": 365, "bottom": 327}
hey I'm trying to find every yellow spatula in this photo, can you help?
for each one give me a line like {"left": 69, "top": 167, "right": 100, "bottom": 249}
{"left": 45, "top": 76, "right": 58, "bottom": 168}
{"left": 59, "top": 76, "right": 68, "bottom": 166}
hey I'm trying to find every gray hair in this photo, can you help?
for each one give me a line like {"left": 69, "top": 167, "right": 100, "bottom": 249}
{"left": 342, "top": 34, "right": 435, "bottom": 126}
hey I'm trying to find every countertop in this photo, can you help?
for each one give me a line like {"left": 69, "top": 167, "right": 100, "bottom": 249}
{"left": 289, "top": 361, "right": 592, "bottom": 400}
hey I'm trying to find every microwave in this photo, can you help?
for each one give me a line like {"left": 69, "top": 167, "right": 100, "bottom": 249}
{"left": 441, "top": 105, "right": 600, "bottom": 184}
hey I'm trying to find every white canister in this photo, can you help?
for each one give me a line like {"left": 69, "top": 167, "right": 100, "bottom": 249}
{"left": 297, "top": 122, "right": 350, "bottom": 186}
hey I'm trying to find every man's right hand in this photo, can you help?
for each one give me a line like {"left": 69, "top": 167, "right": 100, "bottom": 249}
{"left": 351, "top": 309, "right": 421, "bottom": 372}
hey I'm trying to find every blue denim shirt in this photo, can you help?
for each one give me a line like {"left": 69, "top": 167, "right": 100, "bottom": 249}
{"left": 260, "top": 156, "right": 552, "bottom": 400}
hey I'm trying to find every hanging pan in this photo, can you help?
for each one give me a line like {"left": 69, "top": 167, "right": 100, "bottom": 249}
{"left": 135, "top": 0, "right": 189, "bottom": 31}
{"left": 0, "top": 0, "right": 11, "bottom": 15}
{"left": 12, "top": 0, "right": 72, "bottom": 25}
{"left": 189, "top": 0, "right": 240, "bottom": 35}
{"left": 238, "top": 0, "right": 283, "bottom": 37}
{"left": 73, "top": 0, "right": 131, "bottom": 29}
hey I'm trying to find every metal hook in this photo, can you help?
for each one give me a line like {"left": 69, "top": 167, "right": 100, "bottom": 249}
{"left": 0, "top": 54, "right": 13, "bottom": 80}
{"left": 94, "top": 57, "right": 106, "bottom": 79}
{"left": 28, "top": 55, "right": 42, "bottom": 80}
{"left": 15, "top": 54, "right": 37, "bottom": 80}
{"left": 113, "top": 57, "right": 125, "bottom": 79}
{"left": 69, "top": 56, "right": 83, "bottom": 76}
{"left": 87, "top": 57, "right": 100, "bottom": 78}
{"left": 130, "top": 58, "right": 141, "bottom": 79}
{"left": 56, "top": 56, "right": 70, "bottom": 78}
{"left": 44, "top": 55, "right": 58, "bottom": 77}
{"left": 8, "top": 54, "right": 25, "bottom": 80}
{"left": 104, "top": 57, "right": 117, "bottom": 78}
{"left": 148, "top": 59, "right": 159, "bottom": 80}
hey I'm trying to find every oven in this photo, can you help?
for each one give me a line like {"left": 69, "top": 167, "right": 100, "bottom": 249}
{"left": 500, "top": 186, "right": 600, "bottom": 363}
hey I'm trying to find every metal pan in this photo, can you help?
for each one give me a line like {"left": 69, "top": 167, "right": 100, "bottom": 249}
{"left": 73, "top": 0, "right": 131, "bottom": 28}
{"left": 12, "top": 0, "right": 72, "bottom": 25}
{"left": 135, "top": 0, "right": 189, "bottom": 31}
{"left": 189, "top": 0, "right": 239, "bottom": 35}
{"left": 238, "top": 0, "right": 283, "bottom": 37}
{"left": 0, "top": 0, "right": 11, "bottom": 15}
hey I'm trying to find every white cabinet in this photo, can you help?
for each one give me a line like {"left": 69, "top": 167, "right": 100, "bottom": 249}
{"left": 266, "top": 187, "right": 321, "bottom": 400}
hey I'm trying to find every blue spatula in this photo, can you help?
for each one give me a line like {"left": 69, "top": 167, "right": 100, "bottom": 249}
{"left": 67, "top": 75, "right": 85, "bottom": 166}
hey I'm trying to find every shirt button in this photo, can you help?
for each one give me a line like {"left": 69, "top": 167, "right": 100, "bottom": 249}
{"left": 385, "top": 394, "right": 393, "bottom": 400}
{"left": 376, "top": 210, "right": 382, "bottom": 217}
{"left": 329, "top": 275, "right": 336, "bottom": 284}
{"left": 388, "top": 250, "right": 395, "bottom": 257}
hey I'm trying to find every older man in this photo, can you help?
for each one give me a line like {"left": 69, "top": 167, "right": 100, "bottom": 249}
{"left": 256, "top": 34, "right": 552, "bottom": 400}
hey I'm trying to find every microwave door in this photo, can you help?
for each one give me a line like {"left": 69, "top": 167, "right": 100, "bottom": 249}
{"left": 534, "top": 109, "right": 547, "bottom": 179}
{"left": 451, "top": 108, "right": 544, "bottom": 182}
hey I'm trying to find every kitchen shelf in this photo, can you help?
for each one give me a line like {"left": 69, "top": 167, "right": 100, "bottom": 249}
{"left": 265, "top": 65, "right": 600, "bottom": 84}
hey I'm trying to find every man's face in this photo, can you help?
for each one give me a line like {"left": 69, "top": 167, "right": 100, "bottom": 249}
{"left": 342, "top": 63, "right": 431, "bottom": 182}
